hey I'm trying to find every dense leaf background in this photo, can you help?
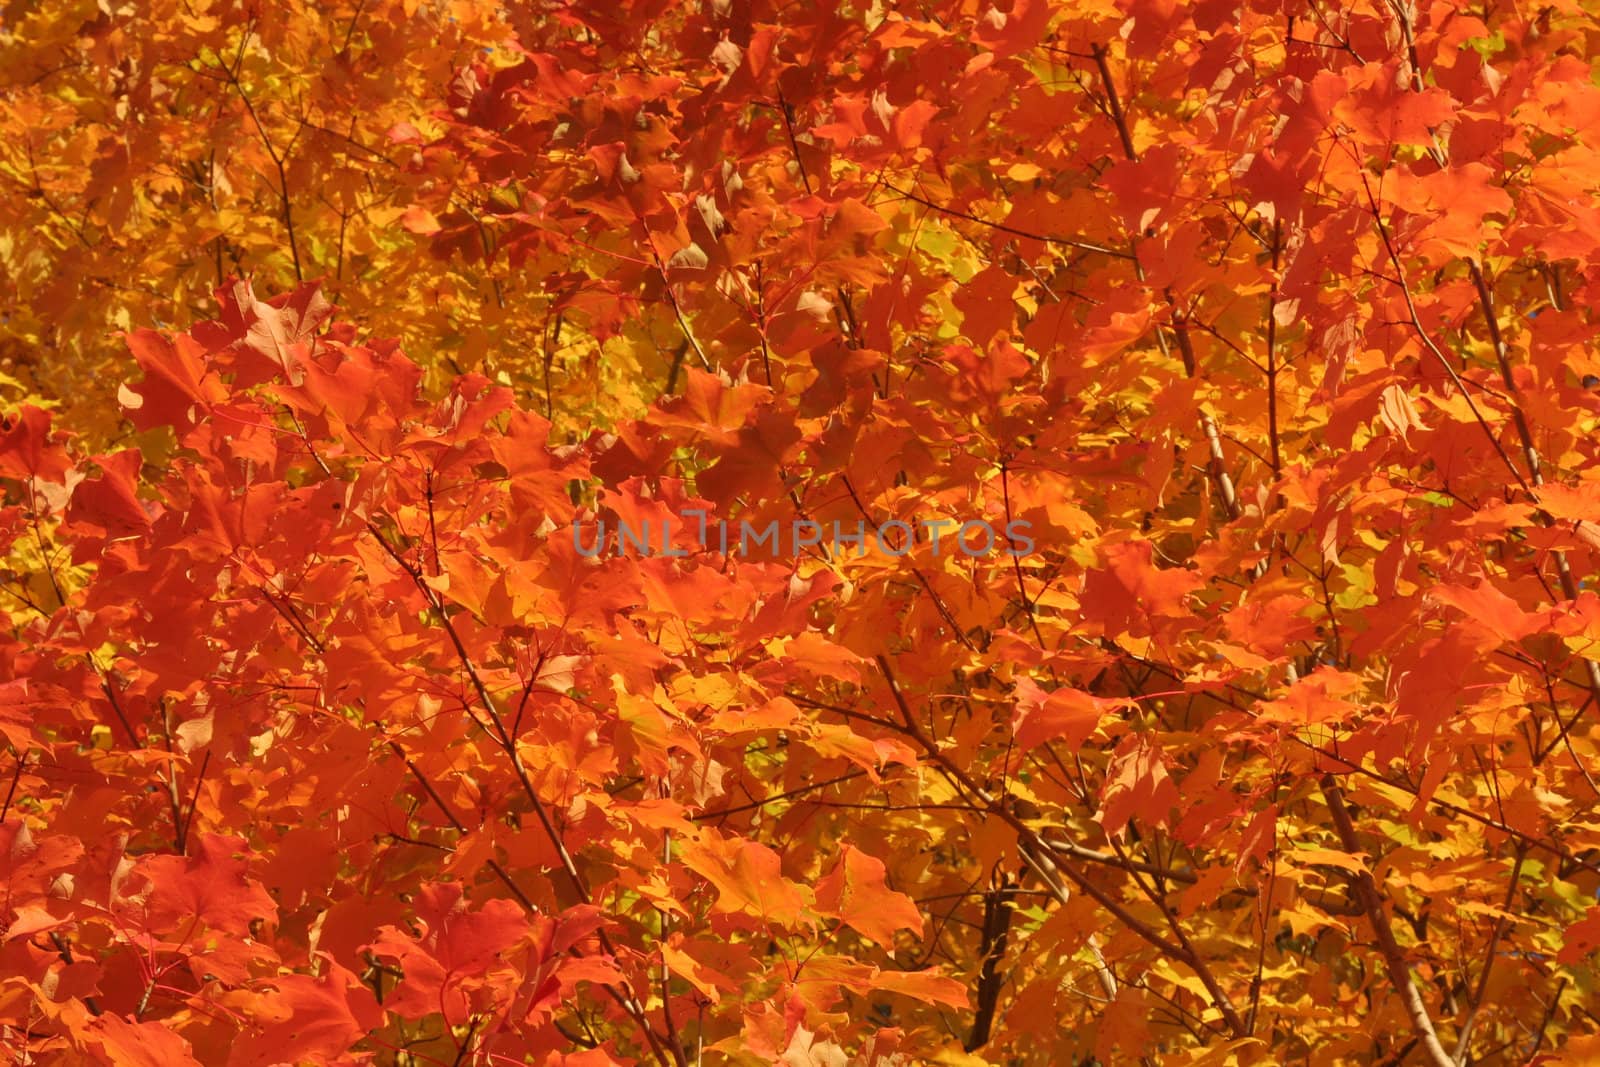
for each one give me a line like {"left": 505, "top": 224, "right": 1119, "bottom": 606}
{"left": 5, "top": 0, "right": 1600, "bottom": 1063}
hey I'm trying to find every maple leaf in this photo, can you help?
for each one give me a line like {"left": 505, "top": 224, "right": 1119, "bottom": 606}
{"left": 662, "top": 937, "right": 739, "bottom": 1005}
{"left": 10, "top": 2, "right": 1600, "bottom": 1063}
{"left": 1011, "top": 676, "right": 1123, "bottom": 752}
{"left": 1080, "top": 539, "right": 1205, "bottom": 638}
{"left": 0, "top": 405, "right": 72, "bottom": 484}
{"left": 367, "top": 882, "right": 534, "bottom": 1025}
{"left": 1254, "top": 667, "right": 1367, "bottom": 729}
{"left": 226, "top": 959, "right": 382, "bottom": 1067}
{"left": 1557, "top": 906, "right": 1600, "bottom": 966}
{"left": 1, "top": 820, "right": 84, "bottom": 910}
{"left": 681, "top": 833, "right": 809, "bottom": 925}
{"left": 86, "top": 1014, "right": 203, "bottom": 1067}
{"left": 814, "top": 845, "right": 923, "bottom": 946}
{"left": 0, "top": 679, "right": 46, "bottom": 753}
{"left": 1429, "top": 580, "right": 1545, "bottom": 645}
{"left": 65, "top": 449, "right": 152, "bottom": 538}
{"left": 120, "top": 834, "right": 276, "bottom": 937}
{"left": 780, "top": 1022, "right": 850, "bottom": 1067}
{"left": 1096, "top": 735, "right": 1180, "bottom": 839}
{"left": 120, "top": 331, "right": 228, "bottom": 436}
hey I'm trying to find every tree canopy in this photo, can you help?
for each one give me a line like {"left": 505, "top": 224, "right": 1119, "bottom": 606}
{"left": 5, "top": 0, "right": 1600, "bottom": 1064}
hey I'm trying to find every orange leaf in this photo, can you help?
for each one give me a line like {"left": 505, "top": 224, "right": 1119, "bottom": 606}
{"left": 814, "top": 845, "right": 922, "bottom": 946}
{"left": 681, "top": 833, "right": 808, "bottom": 925}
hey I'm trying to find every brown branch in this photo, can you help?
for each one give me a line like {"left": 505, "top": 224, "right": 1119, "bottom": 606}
{"left": 879, "top": 182, "right": 1133, "bottom": 259}
{"left": 874, "top": 654, "right": 1248, "bottom": 1037}
{"left": 100, "top": 679, "right": 138, "bottom": 747}
{"left": 388, "top": 739, "right": 537, "bottom": 914}
{"left": 0, "top": 751, "right": 26, "bottom": 823}
{"left": 48, "top": 934, "right": 101, "bottom": 1015}
{"left": 1123, "top": 641, "right": 1600, "bottom": 878}
{"left": 1089, "top": 43, "right": 1139, "bottom": 162}
{"left": 177, "top": 751, "right": 211, "bottom": 854}
{"left": 368, "top": 521, "right": 686, "bottom": 1067}
{"left": 212, "top": 30, "right": 303, "bottom": 281}
{"left": 1523, "top": 977, "right": 1567, "bottom": 1060}
{"left": 839, "top": 475, "right": 977, "bottom": 653}
{"left": 687, "top": 770, "right": 866, "bottom": 822}
{"left": 965, "top": 875, "right": 1016, "bottom": 1051}
{"left": 1088, "top": 45, "right": 1272, "bottom": 583}
{"left": 1265, "top": 217, "right": 1284, "bottom": 481}
{"left": 1320, "top": 776, "right": 1453, "bottom": 1067}
{"left": 774, "top": 90, "right": 814, "bottom": 195}
{"left": 1451, "top": 846, "right": 1524, "bottom": 1062}
{"left": 1468, "top": 261, "right": 1600, "bottom": 699}
{"left": 1169, "top": 313, "right": 1244, "bottom": 524}
{"left": 647, "top": 248, "right": 710, "bottom": 372}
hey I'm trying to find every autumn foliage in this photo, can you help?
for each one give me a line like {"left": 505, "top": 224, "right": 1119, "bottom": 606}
{"left": 6, "top": 0, "right": 1600, "bottom": 1064}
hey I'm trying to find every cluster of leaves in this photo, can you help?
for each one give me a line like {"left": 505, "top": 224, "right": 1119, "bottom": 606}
{"left": 0, "top": 0, "right": 521, "bottom": 437}
{"left": 6, "top": 0, "right": 1600, "bottom": 1065}
{"left": 0, "top": 282, "right": 969, "bottom": 1065}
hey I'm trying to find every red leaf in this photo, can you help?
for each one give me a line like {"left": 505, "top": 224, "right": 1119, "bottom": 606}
{"left": 367, "top": 882, "right": 533, "bottom": 1024}
{"left": 122, "top": 330, "right": 226, "bottom": 434}
{"left": 1557, "top": 906, "right": 1600, "bottom": 965}
{"left": 89, "top": 1014, "right": 202, "bottom": 1067}
{"left": 869, "top": 968, "right": 969, "bottom": 1009}
{"left": 66, "top": 449, "right": 151, "bottom": 538}
{"left": 123, "top": 834, "right": 276, "bottom": 937}
{"left": 0, "top": 406, "right": 72, "bottom": 483}
{"left": 227, "top": 959, "right": 382, "bottom": 1067}
{"left": 1011, "top": 676, "right": 1122, "bottom": 752}
{"left": 400, "top": 204, "right": 442, "bottom": 234}
{"left": 1430, "top": 580, "right": 1545, "bottom": 645}
{"left": 1097, "top": 735, "right": 1180, "bottom": 839}
{"left": 1081, "top": 539, "right": 1205, "bottom": 637}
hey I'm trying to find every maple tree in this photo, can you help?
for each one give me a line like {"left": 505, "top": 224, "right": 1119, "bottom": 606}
{"left": 7, "top": 0, "right": 1600, "bottom": 1065}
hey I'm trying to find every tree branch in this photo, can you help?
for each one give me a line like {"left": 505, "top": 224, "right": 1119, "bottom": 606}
{"left": 1321, "top": 775, "right": 1453, "bottom": 1067}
